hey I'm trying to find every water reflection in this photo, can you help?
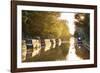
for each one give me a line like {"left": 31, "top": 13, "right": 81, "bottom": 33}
{"left": 67, "top": 37, "right": 81, "bottom": 60}
{"left": 22, "top": 38, "right": 68, "bottom": 62}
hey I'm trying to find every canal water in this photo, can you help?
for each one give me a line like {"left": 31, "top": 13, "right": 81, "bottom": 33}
{"left": 66, "top": 37, "right": 81, "bottom": 61}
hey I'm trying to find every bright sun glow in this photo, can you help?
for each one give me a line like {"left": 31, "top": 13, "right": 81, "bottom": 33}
{"left": 59, "top": 13, "right": 75, "bottom": 35}
{"left": 80, "top": 15, "right": 85, "bottom": 20}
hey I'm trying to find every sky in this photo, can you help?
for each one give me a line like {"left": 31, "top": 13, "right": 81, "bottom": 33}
{"left": 59, "top": 13, "right": 75, "bottom": 35}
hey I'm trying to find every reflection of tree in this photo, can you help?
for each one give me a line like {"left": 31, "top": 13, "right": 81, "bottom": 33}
{"left": 74, "top": 13, "right": 90, "bottom": 44}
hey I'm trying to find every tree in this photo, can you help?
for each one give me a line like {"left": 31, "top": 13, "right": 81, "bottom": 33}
{"left": 22, "top": 10, "right": 70, "bottom": 40}
{"left": 74, "top": 13, "right": 90, "bottom": 44}
{"left": 22, "top": 11, "right": 71, "bottom": 61}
